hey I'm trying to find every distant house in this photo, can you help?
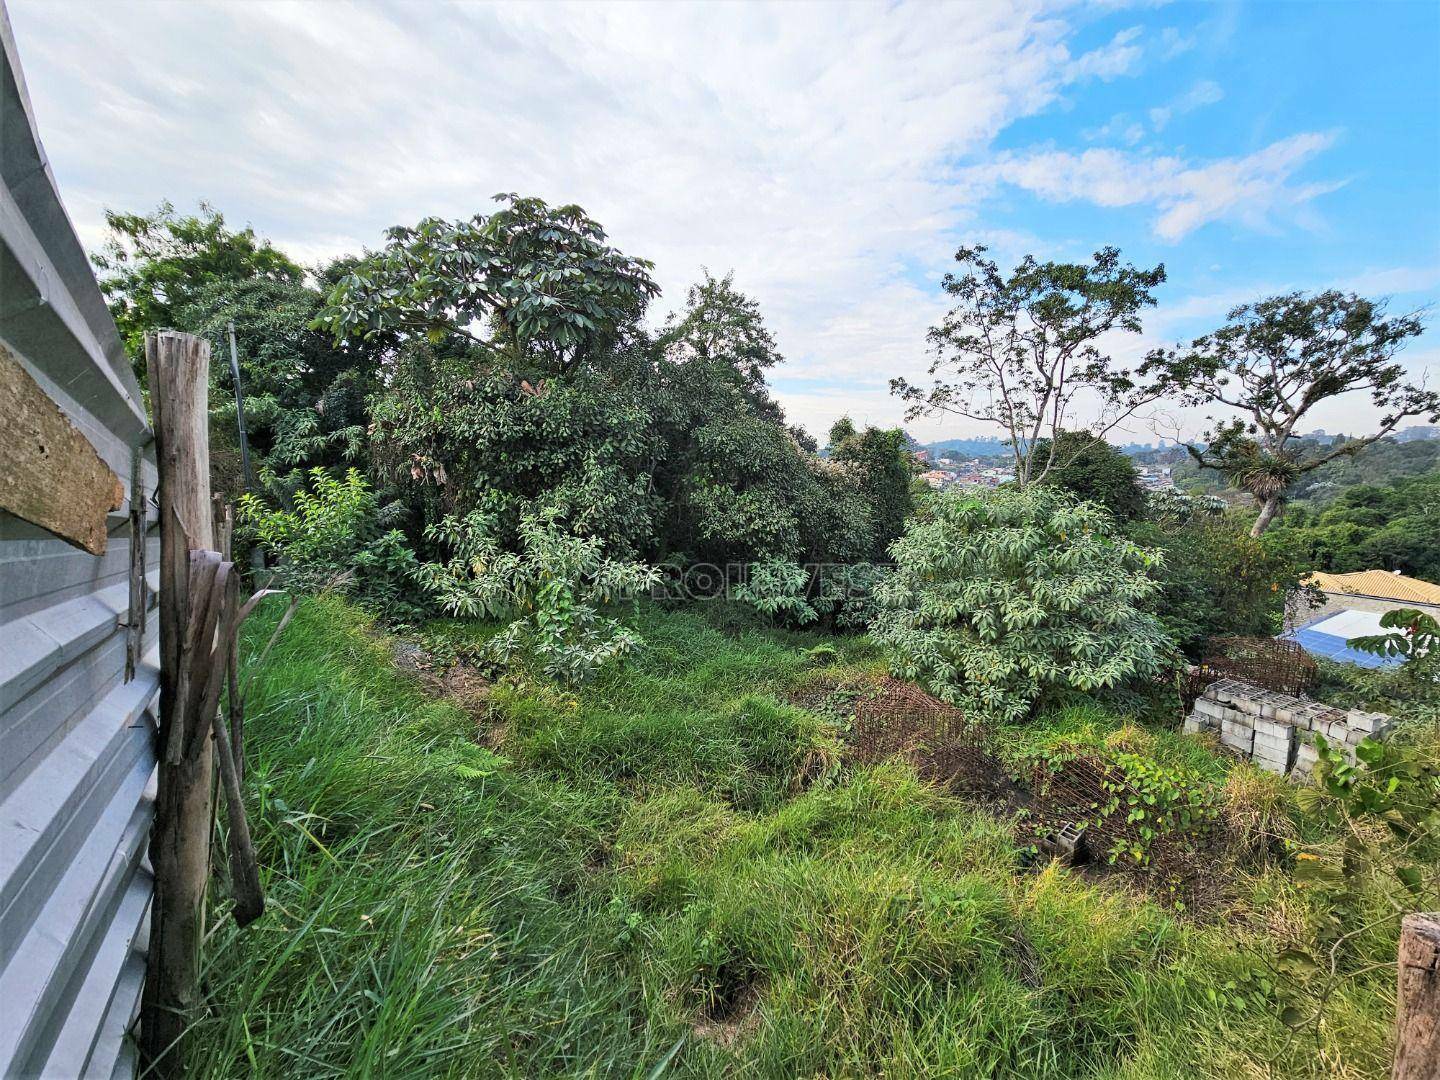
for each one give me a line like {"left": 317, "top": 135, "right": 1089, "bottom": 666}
{"left": 1304, "top": 570, "right": 1440, "bottom": 618}
{"left": 1282, "top": 569, "right": 1440, "bottom": 667}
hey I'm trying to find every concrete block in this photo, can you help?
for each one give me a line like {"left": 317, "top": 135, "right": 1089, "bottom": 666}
{"left": 1254, "top": 736, "right": 1293, "bottom": 762}
{"left": 1221, "top": 729, "right": 1254, "bottom": 755}
{"left": 1346, "top": 710, "right": 1383, "bottom": 733}
{"left": 1182, "top": 716, "right": 1204, "bottom": 735}
{"left": 1195, "top": 699, "right": 1225, "bottom": 721}
{"left": 1260, "top": 703, "right": 1277, "bottom": 719}
{"left": 1253, "top": 717, "right": 1292, "bottom": 741}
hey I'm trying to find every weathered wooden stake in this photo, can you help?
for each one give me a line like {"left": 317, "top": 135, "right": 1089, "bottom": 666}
{"left": 1394, "top": 912, "right": 1440, "bottom": 1080}
{"left": 141, "top": 331, "right": 215, "bottom": 1076}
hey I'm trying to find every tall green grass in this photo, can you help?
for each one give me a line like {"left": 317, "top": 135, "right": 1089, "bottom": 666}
{"left": 185, "top": 596, "right": 1401, "bottom": 1078}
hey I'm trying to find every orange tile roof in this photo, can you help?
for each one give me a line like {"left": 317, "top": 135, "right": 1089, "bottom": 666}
{"left": 1306, "top": 570, "right": 1440, "bottom": 606}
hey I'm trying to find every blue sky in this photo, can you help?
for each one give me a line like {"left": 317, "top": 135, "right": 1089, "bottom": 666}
{"left": 8, "top": 0, "right": 1439, "bottom": 443}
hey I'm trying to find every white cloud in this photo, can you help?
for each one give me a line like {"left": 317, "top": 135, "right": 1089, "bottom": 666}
{"left": 2, "top": 1, "right": 1374, "bottom": 443}
{"left": 1148, "top": 79, "right": 1223, "bottom": 131}
{"left": 1083, "top": 114, "right": 1147, "bottom": 145}
{"left": 976, "top": 132, "right": 1343, "bottom": 241}
{"left": 1066, "top": 26, "right": 1144, "bottom": 82}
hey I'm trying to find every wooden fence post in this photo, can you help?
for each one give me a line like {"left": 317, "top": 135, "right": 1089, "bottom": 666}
{"left": 1394, "top": 912, "right": 1440, "bottom": 1080}
{"left": 140, "top": 332, "right": 215, "bottom": 1075}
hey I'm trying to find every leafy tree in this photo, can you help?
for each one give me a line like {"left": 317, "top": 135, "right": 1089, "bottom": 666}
{"left": 827, "top": 418, "right": 916, "bottom": 560}
{"left": 1141, "top": 291, "right": 1434, "bottom": 536}
{"left": 367, "top": 343, "right": 661, "bottom": 556}
{"left": 872, "top": 487, "right": 1172, "bottom": 721}
{"left": 1131, "top": 510, "right": 1313, "bottom": 655}
{"left": 314, "top": 194, "right": 659, "bottom": 375}
{"left": 175, "top": 273, "right": 382, "bottom": 495}
{"left": 1039, "top": 430, "right": 1146, "bottom": 522}
{"left": 892, "top": 245, "right": 1166, "bottom": 486}
{"left": 659, "top": 270, "right": 781, "bottom": 393}
{"left": 651, "top": 273, "right": 876, "bottom": 569}
{"left": 92, "top": 201, "right": 305, "bottom": 367}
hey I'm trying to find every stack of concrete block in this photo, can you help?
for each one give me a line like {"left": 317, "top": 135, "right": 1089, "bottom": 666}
{"left": 1182, "top": 676, "right": 1392, "bottom": 781}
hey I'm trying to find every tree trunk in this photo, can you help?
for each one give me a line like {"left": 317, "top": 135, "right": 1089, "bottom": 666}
{"left": 1250, "top": 494, "right": 1283, "bottom": 538}
{"left": 1394, "top": 913, "right": 1440, "bottom": 1080}
{"left": 141, "top": 332, "right": 215, "bottom": 1076}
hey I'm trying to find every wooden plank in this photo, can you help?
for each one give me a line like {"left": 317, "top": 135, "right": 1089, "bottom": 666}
{"left": 139, "top": 330, "right": 213, "bottom": 1078}
{"left": 0, "top": 342, "right": 123, "bottom": 555}
{"left": 1394, "top": 913, "right": 1440, "bottom": 1079}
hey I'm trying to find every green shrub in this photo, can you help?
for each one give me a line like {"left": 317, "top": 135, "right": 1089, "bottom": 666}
{"left": 237, "top": 467, "right": 421, "bottom": 616}
{"left": 872, "top": 487, "right": 1173, "bottom": 721}
{"left": 414, "top": 510, "right": 660, "bottom": 685}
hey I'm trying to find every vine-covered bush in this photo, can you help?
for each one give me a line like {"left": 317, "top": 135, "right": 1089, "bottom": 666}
{"left": 872, "top": 487, "right": 1172, "bottom": 721}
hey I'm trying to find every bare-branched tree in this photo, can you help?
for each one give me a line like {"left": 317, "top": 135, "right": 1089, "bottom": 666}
{"left": 892, "top": 246, "right": 1167, "bottom": 487}
{"left": 1141, "top": 291, "right": 1434, "bottom": 536}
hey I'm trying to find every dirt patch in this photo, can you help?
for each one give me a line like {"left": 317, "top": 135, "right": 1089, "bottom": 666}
{"left": 693, "top": 966, "right": 763, "bottom": 1050}
{"left": 391, "top": 637, "right": 501, "bottom": 743}
{"left": 795, "top": 673, "right": 1237, "bottom": 914}
{"left": 791, "top": 673, "right": 1010, "bottom": 795}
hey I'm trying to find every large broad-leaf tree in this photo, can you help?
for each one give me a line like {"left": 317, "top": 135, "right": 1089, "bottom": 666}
{"left": 892, "top": 245, "right": 1166, "bottom": 486}
{"left": 1141, "top": 291, "right": 1434, "bottom": 536}
{"left": 314, "top": 193, "right": 659, "bottom": 376}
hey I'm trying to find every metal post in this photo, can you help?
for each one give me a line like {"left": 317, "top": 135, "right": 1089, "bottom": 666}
{"left": 227, "top": 321, "right": 256, "bottom": 492}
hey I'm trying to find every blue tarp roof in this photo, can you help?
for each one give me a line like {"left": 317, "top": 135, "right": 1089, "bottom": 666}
{"left": 1280, "top": 614, "right": 1404, "bottom": 669}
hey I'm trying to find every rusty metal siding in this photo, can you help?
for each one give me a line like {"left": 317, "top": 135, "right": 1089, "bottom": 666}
{"left": 1, "top": 7, "right": 158, "bottom": 1078}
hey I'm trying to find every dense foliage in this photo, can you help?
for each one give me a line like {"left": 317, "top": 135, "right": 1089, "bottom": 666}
{"left": 1039, "top": 430, "right": 1146, "bottom": 522}
{"left": 1132, "top": 497, "right": 1313, "bottom": 654}
{"left": 98, "top": 193, "right": 1434, "bottom": 701}
{"left": 1267, "top": 471, "right": 1440, "bottom": 580}
{"left": 872, "top": 487, "right": 1171, "bottom": 721}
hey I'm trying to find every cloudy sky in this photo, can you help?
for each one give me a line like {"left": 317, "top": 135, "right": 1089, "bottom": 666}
{"left": 8, "top": 0, "right": 1439, "bottom": 443}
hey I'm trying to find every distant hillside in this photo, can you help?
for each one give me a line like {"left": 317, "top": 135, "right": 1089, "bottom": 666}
{"left": 917, "top": 436, "right": 1010, "bottom": 458}
{"left": 915, "top": 435, "right": 1184, "bottom": 462}
{"left": 1173, "top": 436, "right": 1440, "bottom": 505}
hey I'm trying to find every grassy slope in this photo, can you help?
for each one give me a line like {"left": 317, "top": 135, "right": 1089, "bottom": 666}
{"left": 186, "top": 597, "right": 1402, "bottom": 1078}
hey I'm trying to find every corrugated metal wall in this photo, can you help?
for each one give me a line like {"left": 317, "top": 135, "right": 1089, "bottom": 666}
{"left": 0, "top": 7, "right": 159, "bottom": 1078}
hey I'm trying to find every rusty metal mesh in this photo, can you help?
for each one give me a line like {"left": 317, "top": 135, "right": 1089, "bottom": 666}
{"left": 1188, "top": 635, "right": 1318, "bottom": 699}
{"left": 793, "top": 674, "right": 1004, "bottom": 791}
